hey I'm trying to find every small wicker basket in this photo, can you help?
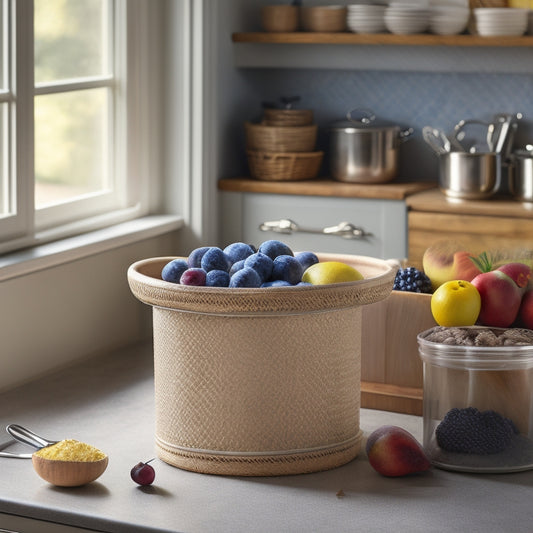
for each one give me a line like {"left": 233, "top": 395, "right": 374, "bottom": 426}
{"left": 263, "top": 108, "right": 314, "bottom": 127}
{"left": 245, "top": 122, "right": 318, "bottom": 153}
{"left": 128, "top": 253, "right": 397, "bottom": 476}
{"left": 247, "top": 150, "right": 323, "bottom": 181}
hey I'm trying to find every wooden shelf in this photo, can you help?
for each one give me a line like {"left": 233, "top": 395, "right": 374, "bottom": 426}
{"left": 233, "top": 32, "right": 533, "bottom": 47}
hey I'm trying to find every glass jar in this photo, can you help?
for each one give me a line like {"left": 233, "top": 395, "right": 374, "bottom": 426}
{"left": 418, "top": 326, "right": 533, "bottom": 473}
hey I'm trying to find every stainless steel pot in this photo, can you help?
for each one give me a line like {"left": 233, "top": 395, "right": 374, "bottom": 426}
{"left": 438, "top": 151, "right": 501, "bottom": 200}
{"left": 329, "top": 108, "right": 413, "bottom": 183}
{"left": 509, "top": 149, "right": 533, "bottom": 202}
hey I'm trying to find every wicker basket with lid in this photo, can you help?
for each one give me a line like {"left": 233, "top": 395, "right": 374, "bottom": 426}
{"left": 128, "top": 252, "right": 396, "bottom": 476}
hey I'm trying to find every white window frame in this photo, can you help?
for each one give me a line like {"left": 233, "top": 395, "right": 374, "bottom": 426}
{"left": 0, "top": 0, "right": 161, "bottom": 256}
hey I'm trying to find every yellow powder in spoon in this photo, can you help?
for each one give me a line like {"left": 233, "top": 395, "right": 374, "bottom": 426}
{"left": 34, "top": 439, "right": 106, "bottom": 462}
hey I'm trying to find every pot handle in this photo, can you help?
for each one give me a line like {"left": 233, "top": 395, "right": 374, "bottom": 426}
{"left": 399, "top": 127, "right": 414, "bottom": 142}
{"left": 346, "top": 108, "right": 376, "bottom": 125}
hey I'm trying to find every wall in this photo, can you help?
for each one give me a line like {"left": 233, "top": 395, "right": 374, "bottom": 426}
{"left": 0, "top": 232, "right": 180, "bottom": 392}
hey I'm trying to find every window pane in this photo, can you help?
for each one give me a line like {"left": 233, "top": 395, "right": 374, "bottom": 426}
{"left": 34, "top": 89, "right": 111, "bottom": 209}
{"left": 0, "top": 0, "right": 5, "bottom": 89}
{"left": 0, "top": 103, "right": 10, "bottom": 217}
{"left": 34, "top": 0, "right": 109, "bottom": 84}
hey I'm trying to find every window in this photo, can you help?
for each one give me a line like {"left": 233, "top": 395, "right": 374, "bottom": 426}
{"left": 0, "top": 0, "right": 155, "bottom": 255}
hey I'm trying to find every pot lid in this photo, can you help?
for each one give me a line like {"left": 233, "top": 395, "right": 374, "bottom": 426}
{"left": 329, "top": 108, "right": 400, "bottom": 131}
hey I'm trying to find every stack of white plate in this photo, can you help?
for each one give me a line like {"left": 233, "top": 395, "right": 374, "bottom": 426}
{"left": 429, "top": 5, "right": 469, "bottom": 35}
{"left": 474, "top": 8, "right": 528, "bottom": 36}
{"left": 347, "top": 4, "right": 387, "bottom": 33}
{"left": 384, "top": 3, "right": 430, "bottom": 34}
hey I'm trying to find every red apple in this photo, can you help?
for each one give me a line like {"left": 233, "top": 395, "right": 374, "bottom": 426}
{"left": 366, "top": 426, "right": 430, "bottom": 477}
{"left": 497, "top": 262, "right": 531, "bottom": 292}
{"left": 471, "top": 270, "right": 522, "bottom": 328}
{"left": 519, "top": 290, "right": 533, "bottom": 329}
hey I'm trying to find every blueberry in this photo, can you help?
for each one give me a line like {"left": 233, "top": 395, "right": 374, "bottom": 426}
{"left": 295, "top": 251, "right": 319, "bottom": 272}
{"left": 258, "top": 240, "right": 294, "bottom": 260}
{"left": 161, "top": 259, "right": 188, "bottom": 283}
{"left": 180, "top": 268, "right": 207, "bottom": 286}
{"left": 188, "top": 246, "right": 210, "bottom": 268}
{"left": 200, "top": 247, "right": 231, "bottom": 273}
{"left": 271, "top": 255, "right": 304, "bottom": 285}
{"left": 261, "top": 280, "right": 292, "bottom": 287}
{"left": 244, "top": 252, "right": 274, "bottom": 282}
{"left": 223, "top": 242, "right": 255, "bottom": 265}
{"left": 229, "top": 259, "right": 246, "bottom": 276}
{"left": 229, "top": 267, "right": 262, "bottom": 288}
{"left": 206, "top": 269, "right": 230, "bottom": 287}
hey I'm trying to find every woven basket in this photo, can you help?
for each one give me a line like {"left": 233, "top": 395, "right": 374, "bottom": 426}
{"left": 263, "top": 108, "right": 314, "bottom": 127}
{"left": 247, "top": 150, "right": 323, "bottom": 181}
{"left": 128, "top": 253, "right": 396, "bottom": 476}
{"left": 245, "top": 122, "right": 317, "bottom": 153}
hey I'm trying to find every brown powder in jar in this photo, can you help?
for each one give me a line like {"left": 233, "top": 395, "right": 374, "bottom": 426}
{"left": 34, "top": 439, "right": 106, "bottom": 462}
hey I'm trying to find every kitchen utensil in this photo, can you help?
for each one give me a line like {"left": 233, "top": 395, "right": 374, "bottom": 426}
{"left": 7, "top": 424, "right": 108, "bottom": 486}
{"left": 7, "top": 424, "right": 58, "bottom": 449}
{"left": 0, "top": 439, "right": 32, "bottom": 459}
{"left": 452, "top": 119, "right": 495, "bottom": 153}
{"left": 329, "top": 108, "right": 413, "bottom": 184}
{"left": 438, "top": 151, "right": 501, "bottom": 200}
{"left": 509, "top": 148, "right": 533, "bottom": 202}
{"left": 423, "top": 126, "right": 452, "bottom": 155}
{"left": 492, "top": 112, "right": 522, "bottom": 161}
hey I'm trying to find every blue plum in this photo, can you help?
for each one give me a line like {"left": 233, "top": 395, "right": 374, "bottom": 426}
{"left": 188, "top": 246, "right": 210, "bottom": 268}
{"left": 271, "top": 255, "right": 304, "bottom": 285}
{"left": 258, "top": 240, "right": 293, "bottom": 260}
{"left": 180, "top": 268, "right": 207, "bottom": 286}
{"left": 223, "top": 242, "right": 255, "bottom": 265}
{"left": 229, "top": 259, "right": 246, "bottom": 276}
{"left": 161, "top": 258, "right": 188, "bottom": 283}
{"left": 244, "top": 252, "right": 274, "bottom": 282}
{"left": 200, "top": 247, "right": 231, "bottom": 273}
{"left": 295, "top": 251, "right": 319, "bottom": 271}
{"left": 206, "top": 269, "right": 230, "bottom": 287}
{"left": 229, "top": 267, "right": 262, "bottom": 288}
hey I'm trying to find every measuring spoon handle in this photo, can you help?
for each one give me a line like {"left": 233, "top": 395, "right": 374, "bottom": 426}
{"left": 6, "top": 424, "right": 57, "bottom": 449}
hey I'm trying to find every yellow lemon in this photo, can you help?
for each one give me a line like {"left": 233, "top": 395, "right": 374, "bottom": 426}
{"left": 302, "top": 261, "right": 364, "bottom": 285}
{"left": 431, "top": 279, "right": 481, "bottom": 327}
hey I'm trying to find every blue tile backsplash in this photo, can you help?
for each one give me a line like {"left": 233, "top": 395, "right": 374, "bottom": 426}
{"left": 236, "top": 68, "right": 533, "bottom": 183}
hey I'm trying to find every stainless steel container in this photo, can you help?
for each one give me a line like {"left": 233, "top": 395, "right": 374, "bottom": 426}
{"left": 509, "top": 149, "right": 533, "bottom": 202}
{"left": 438, "top": 151, "right": 501, "bottom": 200}
{"left": 329, "top": 109, "right": 413, "bottom": 184}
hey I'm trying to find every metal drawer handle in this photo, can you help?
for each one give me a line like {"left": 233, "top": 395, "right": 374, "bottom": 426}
{"left": 258, "top": 218, "right": 372, "bottom": 240}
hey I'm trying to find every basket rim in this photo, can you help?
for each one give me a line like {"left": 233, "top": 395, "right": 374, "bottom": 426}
{"left": 128, "top": 252, "right": 397, "bottom": 315}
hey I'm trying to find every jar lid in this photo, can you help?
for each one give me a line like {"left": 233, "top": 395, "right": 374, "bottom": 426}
{"left": 329, "top": 108, "right": 400, "bottom": 132}
{"left": 417, "top": 326, "right": 533, "bottom": 370}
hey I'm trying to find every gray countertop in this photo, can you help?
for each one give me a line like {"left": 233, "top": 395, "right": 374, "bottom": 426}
{"left": 0, "top": 342, "right": 532, "bottom": 533}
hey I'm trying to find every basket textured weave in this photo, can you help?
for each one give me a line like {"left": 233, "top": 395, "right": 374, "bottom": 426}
{"left": 245, "top": 122, "right": 317, "bottom": 153}
{"left": 247, "top": 150, "right": 323, "bottom": 181}
{"left": 128, "top": 253, "right": 396, "bottom": 476}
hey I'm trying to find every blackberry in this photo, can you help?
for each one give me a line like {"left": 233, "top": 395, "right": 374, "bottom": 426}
{"left": 435, "top": 407, "right": 518, "bottom": 455}
{"left": 393, "top": 267, "right": 432, "bottom": 293}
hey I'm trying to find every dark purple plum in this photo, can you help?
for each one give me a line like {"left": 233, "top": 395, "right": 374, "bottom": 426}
{"left": 223, "top": 242, "right": 255, "bottom": 265}
{"left": 295, "top": 251, "right": 319, "bottom": 271}
{"left": 188, "top": 246, "right": 210, "bottom": 268}
{"left": 180, "top": 268, "right": 207, "bottom": 286}
{"left": 161, "top": 259, "right": 188, "bottom": 283}
{"left": 271, "top": 255, "right": 304, "bottom": 285}
{"left": 200, "top": 247, "right": 230, "bottom": 272}
{"left": 229, "top": 267, "right": 262, "bottom": 288}
{"left": 206, "top": 269, "right": 230, "bottom": 287}
{"left": 244, "top": 252, "right": 273, "bottom": 282}
{"left": 258, "top": 240, "right": 293, "bottom": 260}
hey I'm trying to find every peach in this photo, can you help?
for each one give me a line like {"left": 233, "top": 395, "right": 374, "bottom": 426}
{"left": 423, "top": 241, "right": 481, "bottom": 290}
{"left": 366, "top": 425, "right": 431, "bottom": 477}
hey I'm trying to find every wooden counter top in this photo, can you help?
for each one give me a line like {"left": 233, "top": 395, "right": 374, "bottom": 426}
{"left": 218, "top": 178, "right": 435, "bottom": 201}
{"left": 406, "top": 188, "right": 533, "bottom": 219}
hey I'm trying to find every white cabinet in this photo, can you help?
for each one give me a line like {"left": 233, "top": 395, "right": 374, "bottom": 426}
{"left": 220, "top": 191, "right": 407, "bottom": 260}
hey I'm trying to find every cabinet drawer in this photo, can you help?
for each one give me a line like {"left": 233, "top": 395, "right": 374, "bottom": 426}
{"left": 408, "top": 211, "right": 533, "bottom": 269}
{"left": 221, "top": 192, "right": 407, "bottom": 259}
